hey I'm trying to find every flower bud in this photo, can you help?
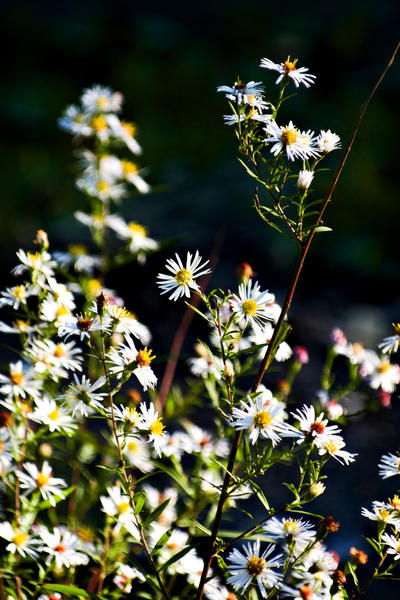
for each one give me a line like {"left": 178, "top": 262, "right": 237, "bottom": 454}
{"left": 331, "top": 569, "right": 346, "bottom": 586}
{"left": 308, "top": 481, "right": 326, "bottom": 499}
{"left": 96, "top": 291, "right": 107, "bottom": 316}
{"left": 377, "top": 389, "right": 391, "bottom": 408}
{"left": 293, "top": 346, "right": 309, "bottom": 364}
{"left": 39, "top": 443, "right": 53, "bottom": 458}
{"left": 34, "top": 229, "right": 49, "bottom": 249}
{"left": 224, "top": 361, "right": 235, "bottom": 382}
{"left": 319, "top": 515, "right": 340, "bottom": 534}
{"left": 297, "top": 170, "right": 314, "bottom": 192}
{"left": 349, "top": 546, "right": 368, "bottom": 565}
{"left": 331, "top": 327, "right": 347, "bottom": 346}
{"left": 237, "top": 262, "right": 254, "bottom": 282}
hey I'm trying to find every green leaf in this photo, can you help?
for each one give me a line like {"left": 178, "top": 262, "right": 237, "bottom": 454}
{"left": 152, "top": 461, "right": 190, "bottom": 495}
{"left": 237, "top": 159, "right": 265, "bottom": 185}
{"left": 151, "top": 528, "right": 173, "bottom": 556}
{"left": 37, "top": 486, "right": 75, "bottom": 510}
{"left": 41, "top": 584, "right": 90, "bottom": 598}
{"left": 346, "top": 561, "right": 360, "bottom": 591}
{"left": 250, "top": 480, "right": 270, "bottom": 511}
{"left": 159, "top": 546, "right": 193, "bottom": 571}
{"left": 142, "top": 498, "right": 171, "bottom": 528}
{"left": 191, "top": 520, "right": 212, "bottom": 536}
{"left": 134, "top": 491, "right": 146, "bottom": 515}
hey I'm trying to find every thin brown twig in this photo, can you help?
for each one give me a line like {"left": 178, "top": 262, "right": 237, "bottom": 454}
{"left": 195, "top": 40, "right": 400, "bottom": 600}
{"left": 157, "top": 230, "right": 224, "bottom": 412}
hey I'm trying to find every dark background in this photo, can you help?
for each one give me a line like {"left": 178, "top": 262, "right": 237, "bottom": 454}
{"left": 2, "top": 1, "right": 400, "bottom": 596}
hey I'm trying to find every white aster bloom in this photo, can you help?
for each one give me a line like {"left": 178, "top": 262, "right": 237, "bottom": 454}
{"left": 182, "top": 423, "right": 229, "bottom": 458}
{"left": 58, "top": 313, "right": 109, "bottom": 341}
{"left": 113, "top": 563, "right": 146, "bottom": 592}
{"left": 316, "top": 129, "right": 341, "bottom": 153}
{"left": 140, "top": 402, "right": 167, "bottom": 456}
{"left": 105, "top": 303, "right": 151, "bottom": 344}
{"left": 107, "top": 336, "right": 157, "bottom": 390}
{"left": 318, "top": 435, "right": 357, "bottom": 465}
{"left": 29, "top": 397, "right": 77, "bottom": 435}
{"left": 379, "top": 453, "right": 400, "bottom": 479}
{"left": 0, "top": 361, "right": 40, "bottom": 399}
{"left": 123, "top": 436, "right": 153, "bottom": 472}
{"left": 13, "top": 249, "right": 56, "bottom": 281}
{"left": 248, "top": 322, "right": 292, "bottom": 362}
{"left": 297, "top": 170, "right": 314, "bottom": 192}
{"left": 39, "top": 526, "right": 89, "bottom": 568}
{"left": 61, "top": 375, "right": 107, "bottom": 417}
{"left": 187, "top": 354, "right": 225, "bottom": 379}
{"left": 263, "top": 517, "right": 316, "bottom": 553}
{"left": 0, "top": 284, "right": 36, "bottom": 310}
{"left": 361, "top": 500, "right": 400, "bottom": 526}
{"left": 77, "top": 174, "right": 127, "bottom": 203}
{"left": 290, "top": 404, "right": 342, "bottom": 447}
{"left": 45, "top": 277, "right": 76, "bottom": 310}
{"left": 106, "top": 113, "right": 142, "bottom": 155}
{"left": 81, "top": 84, "right": 123, "bottom": 114}
{"left": 17, "top": 461, "right": 66, "bottom": 506}
{"left": 100, "top": 485, "right": 138, "bottom": 534}
{"left": 0, "top": 521, "right": 38, "bottom": 558}
{"left": 264, "top": 121, "right": 319, "bottom": 161}
{"left": 157, "top": 251, "right": 211, "bottom": 301}
{"left": 231, "top": 279, "right": 275, "bottom": 328}
{"left": 382, "top": 532, "right": 400, "bottom": 560}
{"left": 58, "top": 104, "right": 92, "bottom": 136}
{"left": 260, "top": 56, "right": 316, "bottom": 88}
{"left": 108, "top": 216, "right": 157, "bottom": 258}
{"left": 231, "top": 394, "right": 288, "bottom": 445}
{"left": 0, "top": 429, "right": 14, "bottom": 472}
{"left": 368, "top": 356, "right": 400, "bottom": 392}
{"left": 217, "top": 80, "right": 265, "bottom": 105}
{"left": 227, "top": 540, "right": 283, "bottom": 598}
{"left": 379, "top": 324, "right": 400, "bottom": 354}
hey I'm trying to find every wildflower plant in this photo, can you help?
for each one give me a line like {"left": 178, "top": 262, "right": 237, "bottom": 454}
{"left": 0, "top": 44, "right": 400, "bottom": 600}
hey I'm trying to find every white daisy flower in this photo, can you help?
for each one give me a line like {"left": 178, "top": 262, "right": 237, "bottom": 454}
{"left": 105, "top": 303, "right": 151, "bottom": 344}
{"left": 110, "top": 405, "right": 142, "bottom": 429}
{"left": 58, "top": 104, "right": 92, "bottom": 136}
{"left": 108, "top": 216, "right": 158, "bottom": 258}
{"left": 0, "top": 319, "right": 35, "bottom": 336}
{"left": 264, "top": 121, "right": 319, "bottom": 161}
{"left": 106, "top": 114, "right": 142, "bottom": 155}
{"left": 45, "top": 278, "right": 76, "bottom": 310}
{"left": 140, "top": 402, "right": 167, "bottom": 456}
{"left": 0, "top": 361, "right": 40, "bottom": 399}
{"left": 248, "top": 322, "right": 292, "bottom": 362}
{"left": 0, "top": 429, "right": 14, "bottom": 471}
{"left": 378, "top": 453, "right": 400, "bottom": 479}
{"left": 379, "top": 324, "right": 400, "bottom": 354}
{"left": 316, "top": 130, "right": 341, "bottom": 153}
{"left": 12, "top": 250, "right": 56, "bottom": 281}
{"left": 107, "top": 336, "right": 157, "bottom": 391}
{"left": 81, "top": 84, "right": 123, "bottom": 114}
{"left": 231, "top": 279, "right": 275, "bottom": 328}
{"left": 226, "top": 540, "right": 282, "bottom": 598}
{"left": 0, "top": 284, "right": 35, "bottom": 310}
{"left": 77, "top": 175, "right": 127, "bottom": 203}
{"left": 0, "top": 522, "right": 38, "bottom": 558}
{"left": 381, "top": 532, "right": 400, "bottom": 560}
{"left": 187, "top": 354, "right": 225, "bottom": 379}
{"left": 113, "top": 563, "right": 146, "bottom": 593}
{"left": 368, "top": 356, "right": 400, "bottom": 393}
{"left": 61, "top": 375, "right": 107, "bottom": 417}
{"left": 217, "top": 80, "right": 265, "bottom": 106}
{"left": 231, "top": 394, "right": 288, "bottom": 445}
{"left": 122, "top": 436, "right": 153, "bottom": 472}
{"left": 318, "top": 435, "right": 357, "bottom": 465}
{"left": 181, "top": 423, "right": 229, "bottom": 458}
{"left": 157, "top": 251, "right": 211, "bottom": 301}
{"left": 263, "top": 517, "right": 316, "bottom": 552}
{"left": 100, "top": 485, "right": 138, "bottom": 534}
{"left": 290, "top": 404, "right": 342, "bottom": 447}
{"left": 29, "top": 397, "right": 77, "bottom": 435}
{"left": 39, "top": 526, "right": 89, "bottom": 568}
{"left": 58, "top": 313, "right": 109, "bottom": 341}
{"left": 17, "top": 461, "right": 66, "bottom": 506}
{"left": 361, "top": 500, "right": 400, "bottom": 526}
{"left": 260, "top": 56, "right": 316, "bottom": 88}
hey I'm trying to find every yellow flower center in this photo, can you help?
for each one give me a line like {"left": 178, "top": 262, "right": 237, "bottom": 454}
{"left": 352, "top": 343, "right": 364, "bottom": 356}
{"left": 378, "top": 361, "right": 391, "bottom": 374}
{"left": 389, "top": 495, "right": 400, "bottom": 511}
{"left": 10, "top": 372, "right": 24, "bottom": 386}
{"left": 121, "top": 121, "right": 136, "bottom": 137}
{"left": 48, "top": 408, "right": 60, "bottom": 421}
{"left": 117, "top": 501, "right": 130, "bottom": 514}
{"left": 54, "top": 344, "right": 66, "bottom": 358}
{"left": 175, "top": 268, "right": 192, "bottom": 286}
{"left": 88, "top": 279, "right": 102, "bottom": 296}
{"left": 36, "top": 472, "right": 50, "bottom": 487}
{"left": 284, "top": 56, "right": 298, "bottom": 72}
{"left": 27, "top": 252, "right": 41, "bottom": 265}
{"left": 56, "top": 306, "right": 70, "bottom": 318}
{"left": 122, "top": 160, "right": 138, "bottom": 175}
{"left": 283, "top": 520, "right": 298, "bottom": 534}
{"left": 127, "top": 440, "right": 138, "bottom": 452}
{"left": 91, "top": 115, "right": 107, "bottom": 131}
{"left": 324, "top": 440, "right": 339, "bottom": 454}
{"left": 393, "top": 323, "right": 400, "bottom": 335}
{"left": 254, "top": 410, "right": 272, "bottom": 429}
{"left": 379, "top": 509, "right": 390, "bottom": 521}
{"left": 124, "top": 408, "right": 139, "bottom": 423}
{"left": 281, "top": 127, "right": 298, "bottom": 145}
{"left": 13, "top": 286, "right": 25, "bottom": 300}
{"left": 128, "top": 222, "right": 147, "bottom": 236}
{"left": 150, "top": 418, "right": 165, "bottom": 436}
{"left": 246, "top": 556, "right": 266, "bottom": 576}
{"left": 136, "top": 348, "right": 155, "bottom": 367}
{"left": 13, "top": 320, "right": 30, "bottom": 332}
{"left": 12, "top": 532, "right": 28, "bottom": 547}
{"left": 242, "top": 299, "right": 258, "bottom": 316}
{"left": 97, "top": 96, "right": 108, "bottom": 108}
{"left": 97, "top": 180, "right": 110, "bottom": 193}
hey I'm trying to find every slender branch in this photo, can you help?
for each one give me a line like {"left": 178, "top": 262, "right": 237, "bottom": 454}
{"left": 157, "top": 230, "right": 224, "bottom": 411}
{"left": 195, "top": 41, "right": 400, "bottom": 600}
{"left": 99, "top": 335, "right": 170, "bottom": 600}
